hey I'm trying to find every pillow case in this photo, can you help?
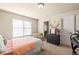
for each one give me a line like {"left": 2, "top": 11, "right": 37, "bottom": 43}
{"left": 0, "top": 34, "right": 6, "bottom": 52}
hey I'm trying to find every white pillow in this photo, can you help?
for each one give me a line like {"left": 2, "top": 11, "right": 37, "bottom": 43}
{"left": 0, "top": 35, "right": 6, "bottom": 52}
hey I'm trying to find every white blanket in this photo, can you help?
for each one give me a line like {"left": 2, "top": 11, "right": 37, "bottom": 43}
{"left": 0, "top": 35, "right": 6, "bottom": 52}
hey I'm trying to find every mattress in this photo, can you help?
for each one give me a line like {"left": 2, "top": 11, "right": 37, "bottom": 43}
{"left": 0, "top": 36, "right": 42, "bottom": 55}
{"left": 26, "top": 38, "right": 42, "bottom": 55}
{"left": 13, "top": 36, "right": 42, "bottom": 55}
{"left": 12, "top": 36, "right": 42, "bottom": 55}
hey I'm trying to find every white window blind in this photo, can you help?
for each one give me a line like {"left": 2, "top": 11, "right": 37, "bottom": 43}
{"left": 13, "top": 19, "right": 32, "bottom": 37}
{"left": 24, "top": 21, "right": 32, "bottom": 35}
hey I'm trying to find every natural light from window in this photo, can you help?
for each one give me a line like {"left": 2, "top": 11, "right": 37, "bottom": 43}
{"left": 13, "top": 19, "right": 32, "bottom": 37}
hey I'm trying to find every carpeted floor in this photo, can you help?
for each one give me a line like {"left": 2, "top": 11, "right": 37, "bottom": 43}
{"left": 39, "top": 41, "right": 73, "bottom": 55}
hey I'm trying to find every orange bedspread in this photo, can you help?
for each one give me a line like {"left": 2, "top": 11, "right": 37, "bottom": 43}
{"left": 4, "top": 39, "right": 35, "bottom": 55}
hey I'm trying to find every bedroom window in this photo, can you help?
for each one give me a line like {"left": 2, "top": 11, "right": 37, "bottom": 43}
{"left": 13, "top": 19, "right": 32, "bottom": 37}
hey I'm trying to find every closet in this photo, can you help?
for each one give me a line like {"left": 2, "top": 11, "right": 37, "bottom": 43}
{"left": 60, "top": 14, "right": 79, "bottom": 46}
{"left": 76, "top": 14, "right": 79, "bottom": 31}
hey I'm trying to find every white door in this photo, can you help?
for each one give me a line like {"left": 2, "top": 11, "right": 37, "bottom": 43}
{"left": 76, "top": 14, "right": 79, "bottom": 31}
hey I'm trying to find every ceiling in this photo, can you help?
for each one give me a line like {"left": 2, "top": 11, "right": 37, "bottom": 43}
{"left": 0, "top": 3, "right": 79, "bottom": 19}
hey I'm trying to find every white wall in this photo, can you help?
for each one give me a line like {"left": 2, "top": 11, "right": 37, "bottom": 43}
{"left": 38, "top": 9, "right": 79, "bottom": 46}
{"left": 0, "top": 10, "right": 38, "bottom": 40}
{"left": 38, "top": 16, "right": 61, "bottom": 33}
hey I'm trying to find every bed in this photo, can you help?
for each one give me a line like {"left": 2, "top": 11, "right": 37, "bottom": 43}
{"left": 0, "top": 36, "right": 42, "bottom": 55}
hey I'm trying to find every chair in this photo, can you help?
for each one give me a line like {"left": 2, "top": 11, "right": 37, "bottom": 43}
{"left": 70, "top": 30, "right": 79, "bottom": 55}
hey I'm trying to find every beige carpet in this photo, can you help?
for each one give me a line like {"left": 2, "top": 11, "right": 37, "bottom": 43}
{"left": 40, "top": 41, "right": 72, "bottom": 55}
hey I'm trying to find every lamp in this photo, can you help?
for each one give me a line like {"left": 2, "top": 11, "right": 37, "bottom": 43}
{"left": 38, "top": 3, "right": 44, "bottom": 8}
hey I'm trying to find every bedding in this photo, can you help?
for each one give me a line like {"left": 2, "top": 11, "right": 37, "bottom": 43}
{"left": 26, "top": 41, "right": 42, "bottom": 55}
{"left": 0, "top": 35, "right": 6, "bottom": 52}
{"left": 0, "top": 36, "right": 42, "bottom": 55}
{"left": 25, "top": 37, "right": 42, "bottom": 55}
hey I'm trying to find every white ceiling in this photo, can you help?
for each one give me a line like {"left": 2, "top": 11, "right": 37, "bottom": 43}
{"left": 0, "top": 3, "right": 79, "bottom": 19}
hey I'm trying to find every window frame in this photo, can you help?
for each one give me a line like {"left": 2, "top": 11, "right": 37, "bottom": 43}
{"left": 12, "top": 19, "right": 32, "bottom": 38}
